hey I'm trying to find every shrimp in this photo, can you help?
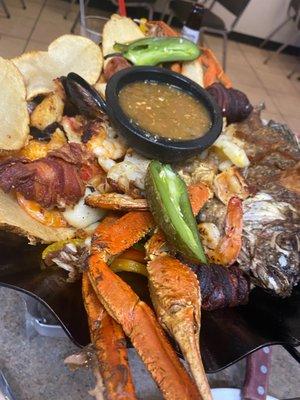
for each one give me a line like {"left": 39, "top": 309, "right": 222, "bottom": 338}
{"left": 86, "top": 122, "right": 127, "bottom": 172}
{"left": 213, "top": 166, "right": 249, "bottom": 205}
{"left": 61, "top": 117, "right": 127, "bottom": 172}
{"left": 61, "top": 115, "right": 85, "bottom": 143}
{"left": 203, "top": 196, "right": 243, "bottom": 266}
{"left": 106, "top": 151, "right": 150, "bottom": 196}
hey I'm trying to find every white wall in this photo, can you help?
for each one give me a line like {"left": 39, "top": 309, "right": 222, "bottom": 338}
{"left": 155, "top": 0, "right": 300, "bottom": 47}
{"left": 211, "top": 0, "right": 300, "bottom": 46}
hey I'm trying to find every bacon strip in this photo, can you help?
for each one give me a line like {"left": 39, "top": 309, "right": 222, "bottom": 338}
{"left": 0, "top": 143, "right": 87, "bottom": 209}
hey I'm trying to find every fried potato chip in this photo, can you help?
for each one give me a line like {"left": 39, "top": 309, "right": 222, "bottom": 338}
{"left": 49, "top": 35, "right": 102, "bottom": 81}
{"left": 102, "top": 14, "right": 144, "bottom": 62}
{"left": 0, "top": 57, "right": 29, "bottom": 150}
{"left": 13, "top": 35, "right": 103, "bottom": 100}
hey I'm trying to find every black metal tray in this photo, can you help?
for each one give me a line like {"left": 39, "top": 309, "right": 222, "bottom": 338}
{"left": 0, "top": 235, "right": 299, "bottom": 373}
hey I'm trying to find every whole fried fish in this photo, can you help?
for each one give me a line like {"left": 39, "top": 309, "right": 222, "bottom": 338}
{"left": 234, "top": 111, "right": 300, "bottom": 296}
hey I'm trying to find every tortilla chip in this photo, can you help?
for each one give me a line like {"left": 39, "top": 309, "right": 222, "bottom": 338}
{"left": 102, "top": 14, "right": 144, "bottom": 63}
{"left": 0, "top": 57, "right": 29, "bottom": 150}
{"left": 0, "top": 190, "right": 75, "bottom": 243}
{"left": 13, "top": 35, "right": 103, "bottom": 100}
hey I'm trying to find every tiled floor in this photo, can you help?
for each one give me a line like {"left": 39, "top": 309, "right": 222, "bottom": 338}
{"left": 0, "top": 0, "right": 299, "bottom": 131}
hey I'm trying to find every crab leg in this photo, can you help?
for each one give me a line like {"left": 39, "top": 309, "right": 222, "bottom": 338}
{"left": 199, "top": 48, "right": 232, "bottom": 88}
{"left": 88, "top": 213, "right": 200, "bottom": 400}
{"left": 86, "top": 183, "right": 212, "bottom": 216}
{"left": 147, "top": 255, "right": 212, "bottom": 400}
{"left": 86, "top": 193, "right": 148, "bottom": 211}
{"left": 92, "top": 211, "right": 154, "bottom": 259}
{"left": 188, "top": 183, "right": 213, "bottom": 215}
{"left": 145, "top": 184, "right": 213, "bottom": 399}
{"left": 82, "top": 272, "right": 137, "bottom": 400}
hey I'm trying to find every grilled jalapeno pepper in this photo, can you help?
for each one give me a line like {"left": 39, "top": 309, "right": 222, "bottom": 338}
{"left": 145, "top": 160, "right": 207, "bottom": 264}
{"left": 113, "top": 37, "right": 201, "bottom": 66}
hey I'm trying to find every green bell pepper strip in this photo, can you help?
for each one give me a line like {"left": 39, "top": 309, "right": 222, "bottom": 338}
{"left": 113, "top": 37, "right": 201, "bottom": 66}
{"left": 145, "top": 160, "right": 207, "bottom": 264}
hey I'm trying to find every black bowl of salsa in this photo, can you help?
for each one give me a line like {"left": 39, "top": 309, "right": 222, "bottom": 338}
{"left": 104, "top": 66, "right": 222, "bottom": 163}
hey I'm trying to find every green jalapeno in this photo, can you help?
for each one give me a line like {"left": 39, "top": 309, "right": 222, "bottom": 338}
{"left": 113, "top": 37, "right": 201, "bottom": 66}
{"left": 145, "top": 160, "right": 207, "bottom": 264}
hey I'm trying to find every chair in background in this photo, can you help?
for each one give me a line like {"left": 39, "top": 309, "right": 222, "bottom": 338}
{"left": 64, "top": 0, "right": 91, "bottom": 34}
{"left": 0, "top": 0, "right": 26, "bottom": 18}
{"left": 287, "top": 63, "right": 299, "bottom": 79}
{"left": 66, "top": 0, "right": 155, "bottom": 34}
{"left": 0, "top": 0, "right": 10, "bottom": 18}
{"left": 110, "top": 0, "right": 155, "bottom": 20}
{"left": 19, "top": 0, "right": 26, "bottom": 10}
{"left": 260, "top": 0, "right": 300, "bottom": 65}
{"left": 166, "top": 0, "right": 251, "bottom": 70}
{"left": 64, "top": 0, "right": 76, "bottom": 20}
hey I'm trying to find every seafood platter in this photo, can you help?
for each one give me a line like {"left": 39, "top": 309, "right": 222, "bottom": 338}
{"left": 0, "top": 14, "right": 299, "bottom": 400}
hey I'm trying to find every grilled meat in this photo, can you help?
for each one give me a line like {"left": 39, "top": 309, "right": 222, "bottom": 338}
{"left": 0, "top": 143, "right": 87, "bottom": 209}
{"left": 192, "top": 263, "right": 250, "bottom": 311}
{"left": 48, "top": 142, "right": 92, "bottom": 165}
{"left": 104, "top": 56, "right": 131, "bottom": 81}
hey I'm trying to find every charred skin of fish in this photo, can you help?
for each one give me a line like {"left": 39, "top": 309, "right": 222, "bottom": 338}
{"left": 233, "top": 111, "right": 300, "bottom": 296}
{"left": 238, "top": 193, "right": 300, "bottom": 297}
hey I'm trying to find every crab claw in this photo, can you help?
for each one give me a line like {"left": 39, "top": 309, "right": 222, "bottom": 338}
{"left": 82, "top": 272, "right": 137, "bottom": 400}
{"left": 85, "top": 183, "right": 212, "bottom": 215}
{"left": 85, "top": 193, "right": 148, "bottom": 211}
{"left": 148, "top": 255, "right": 212, "bottom": 400}
{"left": 88, "top": 212, "right": 200, "bottom": 400}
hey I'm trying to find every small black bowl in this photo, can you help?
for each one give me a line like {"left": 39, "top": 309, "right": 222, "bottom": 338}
{"left": 105, "top": 66, "right": 222, "bottom": 163}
